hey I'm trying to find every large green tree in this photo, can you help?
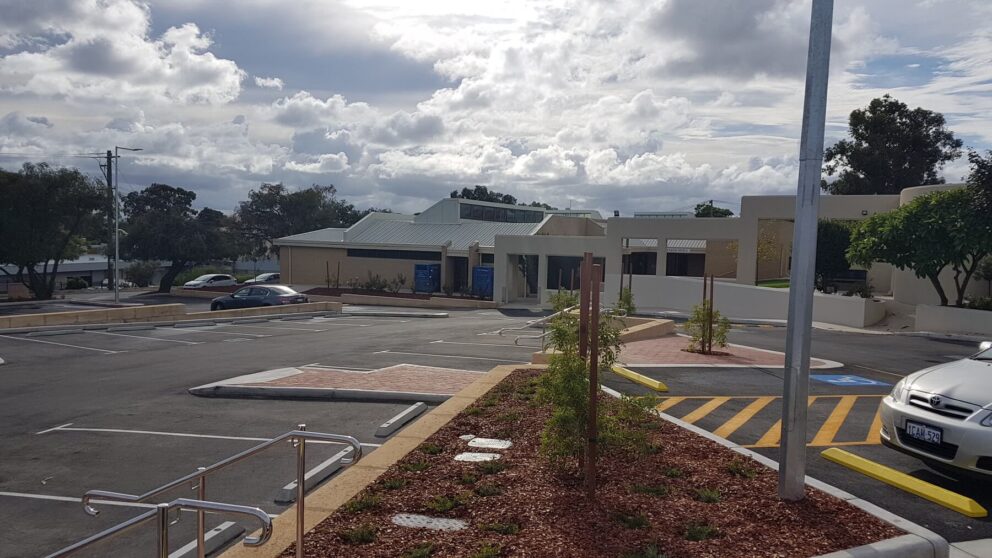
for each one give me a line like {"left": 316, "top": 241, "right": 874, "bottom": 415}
{"left": 450, "top": 185, "right": 557, "bottom": 209}
{"left": 847, "top": 189, "right": 990, "bottom": 306}
{"left": 823, "top": 95, "right": 962, "bottom": 195}
{"left": 0, "top": 163, "right": 105, "bottom": 299}
{"left": 815, "top": 220, "right": 852, "bottom": 289}
{"left": 967, "top": 149, "right": 992, "bottom": 216}
{"left": 694, "top": 201, "right": 734, "bottom": 218}
{"left": 121, "top": 184, "right": 239, "bottom": 293}
{"left": 235, "top": 183, "right": 372, "bottom": 258}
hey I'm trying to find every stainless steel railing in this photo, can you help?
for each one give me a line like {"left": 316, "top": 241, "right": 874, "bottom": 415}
{"left": 47, "top": 497, "right": 272, "bottom": 558}
{"left": 81, "top": 426, "right": 363, "bottom": 558}
{"left": 505, "top": 305, "right": 628, "bottom": 346}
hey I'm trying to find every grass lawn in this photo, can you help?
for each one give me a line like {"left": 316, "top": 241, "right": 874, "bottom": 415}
{"left": 757, "top": 279, "right": 790, "bottom": 288}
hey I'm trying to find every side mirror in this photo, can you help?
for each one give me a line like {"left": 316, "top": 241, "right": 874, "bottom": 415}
{"left": 980, "top": 341, "right": 992, "bottom": 352}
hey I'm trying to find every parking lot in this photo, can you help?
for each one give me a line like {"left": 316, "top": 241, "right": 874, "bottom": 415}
{"left": 604, "top": 326, "right": 991, "bottom": 544}
{"left": 0, "top": 309, "right": 542, "bottom": 557}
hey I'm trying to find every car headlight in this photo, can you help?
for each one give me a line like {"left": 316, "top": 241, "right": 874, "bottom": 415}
{"left": 981, "top": 413, "right": 992, "bottom": 427}
{"left": 890, "top": 378, "right": 909, "bottom": 403}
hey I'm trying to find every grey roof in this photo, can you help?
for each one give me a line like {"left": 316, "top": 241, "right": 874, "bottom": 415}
{"left": 348, "top": 220, "right": 538, "bottom": 250}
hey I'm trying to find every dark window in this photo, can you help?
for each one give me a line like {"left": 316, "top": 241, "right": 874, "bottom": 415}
{"left": 347, "top": 248, "right": 442, "bottom": 261}
{"left": 459, "top": 202, "right": 544, "bottom": 223}
{"left": 546, "top": 256, "right": 605, "bottom": 290}
{"left": 480, "top": 253, "right": 495, "bottom": 264}
{"left": 666, "top": 253, "right": 705, "bottom": 277}
{"left": 621, "top": 252, "right": 657, "bottom": 275}
{"left": 249, "top": 288, "right": 269, "bottom": 296}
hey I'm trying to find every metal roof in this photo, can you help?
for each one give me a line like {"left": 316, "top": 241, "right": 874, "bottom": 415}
{"left": 277, "top": 228, "right": 347, "bottom": 243}
{"left": 348, "top": 219, "right": 538, "bottom": 250}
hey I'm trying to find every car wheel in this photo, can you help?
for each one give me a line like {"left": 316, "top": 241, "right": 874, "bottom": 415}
{"left": 210, "top": 303, "right": 221, "bottom": 311}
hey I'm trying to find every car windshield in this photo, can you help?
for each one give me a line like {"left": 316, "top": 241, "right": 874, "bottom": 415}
{"left": 974, "top": 348, "right": 992, "bottom": 361}
{"left": 269, "top": 286, "right": 297, "bottom": 294}
{"left": 192, "top": 275, "right": 215, "bottom": 281}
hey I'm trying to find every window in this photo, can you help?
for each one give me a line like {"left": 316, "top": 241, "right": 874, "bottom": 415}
{"left": 459, "top": 203, "right": 544, "bottom": 223}
{"left": 621, "top": 252, "right": 657, "bottom": 276}
{"left": 546, "top": 256, "right": 605, "bottom": 290}
{"left": 480, "top": 253, "right": 495, "bottom": 265}
{"left": 347, "top": 248, "right": 442, "bottom": 261}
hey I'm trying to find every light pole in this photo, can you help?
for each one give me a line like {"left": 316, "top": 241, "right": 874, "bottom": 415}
{"left": 113, "top": 146, "right": 142, "bottom": 304}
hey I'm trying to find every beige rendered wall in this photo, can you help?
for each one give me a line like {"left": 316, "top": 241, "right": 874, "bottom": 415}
{"left": 755, "top": 220, "right": 793, "bottom": 281}
{"left": 281, "top": 246, "right": 442, "bottom": 288}
{"left": 704, "top": 240, "right": 737, "bottom": 278}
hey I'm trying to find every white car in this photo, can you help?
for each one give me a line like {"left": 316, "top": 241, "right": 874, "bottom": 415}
{"left": 243, "top": 272, "right": 280, "bottom": 285}
{"left": 880, "top": 341, "right": 992, "bottom": 478}
{"left": 183, "top": 274, "right": 237, "bottom": 289}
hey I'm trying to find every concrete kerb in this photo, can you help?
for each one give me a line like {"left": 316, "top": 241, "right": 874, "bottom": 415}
{"left": 0, "top": 310, "right": 343, "bottom": 335}
{"left": 190, "top": 385, "right": 453, "bottom": 404}
{"left": 601, "top": 385, "right": 948, "bottom": 558}
{"left": 342, "top": 310, "right": 449, "bottom": 318}
{"left": 217, "top": 364, "right": 524, "bottom": 558}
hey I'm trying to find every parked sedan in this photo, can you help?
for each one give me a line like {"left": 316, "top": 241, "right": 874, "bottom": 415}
{"left": 183, "top": 274, "right": 237, "bottom": 289}
{"left": 243, "top": 272, "right": 280, "bottom": 285}
{"left": 210, "top": 285, "right": 309, "bottom": 311}
{"left": 880, "top": 341, "right": 992, "bottom": 478}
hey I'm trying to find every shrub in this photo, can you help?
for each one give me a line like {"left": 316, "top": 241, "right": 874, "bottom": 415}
{"left": 477, "top": 460, "right": 506, "bottom": 475}
{"left": 404, "top": 543, "right": 434, "bottom": 558}
{"left": 631, "top": 483, "right": 668, "bottom": 497}
{"left": 684, "top": 521, "right": 720, "bottom": 541}
{"left": 622, "top": 545, "right": 666, "bottom": 558}
{"left": 663, "top": 467, "right": 683, "bottom": 478}
{"left": 343, "top": 493, "right": 381, "bottom": 513}
{"left": 65, "top": 277, "right": 89, "bottom": 290}
{"left": 388, "top": 273, "right": 408, "bottom": 294}
{"left": 614, "top": 511, "right": 650, "bottom": 529}
{"left": 617, "top": 286, "right": 636, "bottom": 315}
{"left": 234, "top": 273, "right": 253, "bottom": 283}
{"left": 124, "top": 260, "right": 158, "bottom": 287}
{"left": 382, "top": 477, "right": 407, "bottom": 490}
{"left": 694, "top": 487, "right": 721, "bottom": 503}
{"left": 420, "top": 443, "right": 443, "bottom": 455}
{"left": 339, "top": 523, "right": 377, "bottom": 544}
{"left": 966, "top": 296, "right": 992, "bottom": 311}
{"left": 684, "top": 301, "right": 730, "bottom": 354}
{"left": 481, "top": 522, "right": 520, "bottom": 535}
{"left": 425, "top": 494, "right": 461, "bottom": 513}
{"left": 401, "top": 460, "right": 430, "bottom": 473}
{"left": 549, "top": 289, "right": 578, "bottom": 311}
{"left": 362, "top": 271, "right": 388, "bottom": 292}
{"left": 726, "top": 459, "right": 757, "bottom": 479}
{"left": 470, "top": 543, "right": 501, "bottom": 558}
{"left": 474, "top": 483, "right": 502, "bottom": 497}
{"left": 459, "top": 472, "right": 478, "bottom": 485}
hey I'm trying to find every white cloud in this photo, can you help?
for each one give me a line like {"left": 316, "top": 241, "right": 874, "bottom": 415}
{"left": 253, "top": 76, "right": 284, "bottom": 90}
{"left": 285, "top": 152, "right": 349, "bottom": 173}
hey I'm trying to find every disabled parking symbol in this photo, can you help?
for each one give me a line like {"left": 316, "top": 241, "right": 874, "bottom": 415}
{"left": 811, "top": 374, "right": 890, "bottom": 387}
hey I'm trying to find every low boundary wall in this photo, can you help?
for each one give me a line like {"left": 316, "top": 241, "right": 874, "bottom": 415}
{"left": 916, "top": 305, "right": 992, "bottom": 337}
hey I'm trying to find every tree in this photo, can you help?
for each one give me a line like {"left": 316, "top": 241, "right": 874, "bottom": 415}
{"left": 0, "top": 163, "right": 104, "bottom": 299}
{"left": 823, "top": 95, "right": 962, "bottom": 195}
{"left": 694, "top": 201, "right": 734, "bottom": 218}
{"left": 236, "top": 183, "right": 372, "bottom": 258}
{"left": 967, "top": 150, "right": 992, "bottom": 216}
{"left": 121, "top": 184, "right": 239, "bottom": 293}
{"left": 847, "top": 189, "right": 990, "bottom": 306}
{"left": 815, "top": 220, "right": 852, "bottom": 289}
{"left": 450, "top": 185, "right": 557, "bottom": 209}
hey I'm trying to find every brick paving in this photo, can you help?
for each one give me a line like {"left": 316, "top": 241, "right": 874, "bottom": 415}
{"left": 243, "top": 364, "right": 481, "bottom": 395}
{"left": 620, "top": 335, "right": 828, "bottom": 367}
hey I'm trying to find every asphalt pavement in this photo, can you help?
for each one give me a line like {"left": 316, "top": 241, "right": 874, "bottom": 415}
{"left": 603, "top": 325, "right": 991, "bottom": 544}
{"left": 0, "top": 309, "right": 538, "bottom": 557}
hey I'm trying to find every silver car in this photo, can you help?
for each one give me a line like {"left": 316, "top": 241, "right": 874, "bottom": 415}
{"left": 880, "top": 341, "right": 992, "bottom": 478}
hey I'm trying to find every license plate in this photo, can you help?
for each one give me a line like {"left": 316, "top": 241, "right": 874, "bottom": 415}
{"left": 906, "top": 421, "right": 942, "bottom": 445}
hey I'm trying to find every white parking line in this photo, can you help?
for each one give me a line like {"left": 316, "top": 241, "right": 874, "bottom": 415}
{"left": 169, "top": 521, "right": 237, "bottom": 558}
{"left": 430, "top": 339, "right": 535, "bottom": 349}
{"left": 85, "top": 330, "right": 202, "bottom": 345}
{"left": 35, "top": 424, "right": 383, "bottom": 447}
{"left": 373, "top": 349, "right": 528, "bottom": 363}
{"left": 217, "top": 323, "right": 327, "bottom": 332}
{"left": 0, "top": 491, "right": 155, "bottom": 510}
{"left": 161, "top": 328, "right": 270, "bottom": 338}
{"left": 0, "top": 334, "right": 122, "bottom": 354}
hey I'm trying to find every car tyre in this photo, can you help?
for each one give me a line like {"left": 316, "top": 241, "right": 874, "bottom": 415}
{"left": 210, "top": 302, "right": 222, "bottom": 311}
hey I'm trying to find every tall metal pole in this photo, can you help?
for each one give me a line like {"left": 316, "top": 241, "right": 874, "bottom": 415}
{"left": 296, "top": 423, "right": 307, "bottom": 558}
{"left": 112, "top": 149, "right": 121, "bottom": 304}
{"left": 779, "top": 0, "right": 834, "bottom": 501}
{"left": 104, "top": 150, "right": 113, "bottom": 297}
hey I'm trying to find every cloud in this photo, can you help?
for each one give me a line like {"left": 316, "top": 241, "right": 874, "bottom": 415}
{"left": 285, "top": 152, "right": 349, "bottom": 173}
{"left": 253, "top": 76, "right": 284, "bottom": 90}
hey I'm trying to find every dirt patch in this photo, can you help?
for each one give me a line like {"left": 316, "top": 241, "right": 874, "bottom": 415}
{"left": 286, "top": 370, "right": 901, "bottom": 557}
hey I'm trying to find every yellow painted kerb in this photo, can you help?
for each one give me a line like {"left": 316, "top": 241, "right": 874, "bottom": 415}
{"left": 821, "top": 448, "right": 988, "bottom": 518}
{"left": 610, "top": 365, "right": 668, "bottom": 392}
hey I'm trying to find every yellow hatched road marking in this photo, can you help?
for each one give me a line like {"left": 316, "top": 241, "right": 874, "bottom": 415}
{"left": 753, "top": 396, "right": 819, "bottom": 448}
{"left": 866, "top": 406, "right": 884, "bottom": 444}
{"left": 811, "top": 395, "right": 858, "bottom": 446}
{"left": 655, "top": 397, "right": 686, "bottom": 413}
{"left": 680, "top": 397, "right": 731, "bottom": 424}
{"left": 713, "top": 397, "right": 775, "bottom": 438}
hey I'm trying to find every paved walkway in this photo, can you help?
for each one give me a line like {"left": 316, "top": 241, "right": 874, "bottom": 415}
{"left": 620, "top": 334, "right": 834, "bottom": 368}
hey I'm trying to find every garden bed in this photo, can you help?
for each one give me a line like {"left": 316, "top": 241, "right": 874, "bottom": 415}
{"left": 303, "top": 288, "right": 431, "bottom": 300}
{"left": 284, "top": 369, "right": 901, "bottom": 558}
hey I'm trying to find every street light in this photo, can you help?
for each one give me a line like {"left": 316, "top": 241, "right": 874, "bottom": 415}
{"left": 113, "top": 146, "right": 142, "bottom": 304}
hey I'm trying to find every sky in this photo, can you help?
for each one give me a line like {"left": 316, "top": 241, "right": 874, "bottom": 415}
{"left": 0, "top": 0, "right": 990, "bottom": 216}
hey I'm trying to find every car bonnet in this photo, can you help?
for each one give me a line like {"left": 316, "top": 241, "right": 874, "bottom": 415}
{"left": 908, "top": 358, "right": 992, "bottom": 408}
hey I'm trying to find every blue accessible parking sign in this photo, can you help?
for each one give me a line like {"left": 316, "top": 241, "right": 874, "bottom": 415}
{"left": 811, "top": 374, "right": 891, "bottom": 387}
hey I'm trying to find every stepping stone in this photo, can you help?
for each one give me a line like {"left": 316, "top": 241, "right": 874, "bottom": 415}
{"left": 468, "top": 438, "right": 512, "bottom": 450}
{"left": 392, "top": 513, "right": 467, "bottom": 531}
{"left": 458, "top": 434, "right": 476, "bottom": 441}
{"left": 454, "top": 452, "right": 501, "bottom": 462}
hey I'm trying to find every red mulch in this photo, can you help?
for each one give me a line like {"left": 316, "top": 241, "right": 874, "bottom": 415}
{"left": 285, "top": 370, "right": 901, "bottom": 558}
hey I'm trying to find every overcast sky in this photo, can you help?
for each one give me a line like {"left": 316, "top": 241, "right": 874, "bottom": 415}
{"left": 1, "top": 0, "right": 990, "bottom": 216}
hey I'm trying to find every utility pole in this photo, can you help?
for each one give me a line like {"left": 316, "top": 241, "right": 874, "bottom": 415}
{"left": 104, "top": 150, "right": 114, "bottom": 296}
{"left": 779, "top": 0, "right": 833, "bottom": 501}
{"left": 112, "top": 146, "right": 143, "bottom": 304}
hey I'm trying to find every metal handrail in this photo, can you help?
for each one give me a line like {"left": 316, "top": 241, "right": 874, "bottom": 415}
{"left": 514, "top": 305, "right": 628, "bottom": 345}
{"left": 82, "top": 426, "right": 362, "bottom": 558}
{"left": 496, "top": 304, "right": 577, "bottom": 337}
{"left": 47, "top": 497, "right": 272, "bottom": 558}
